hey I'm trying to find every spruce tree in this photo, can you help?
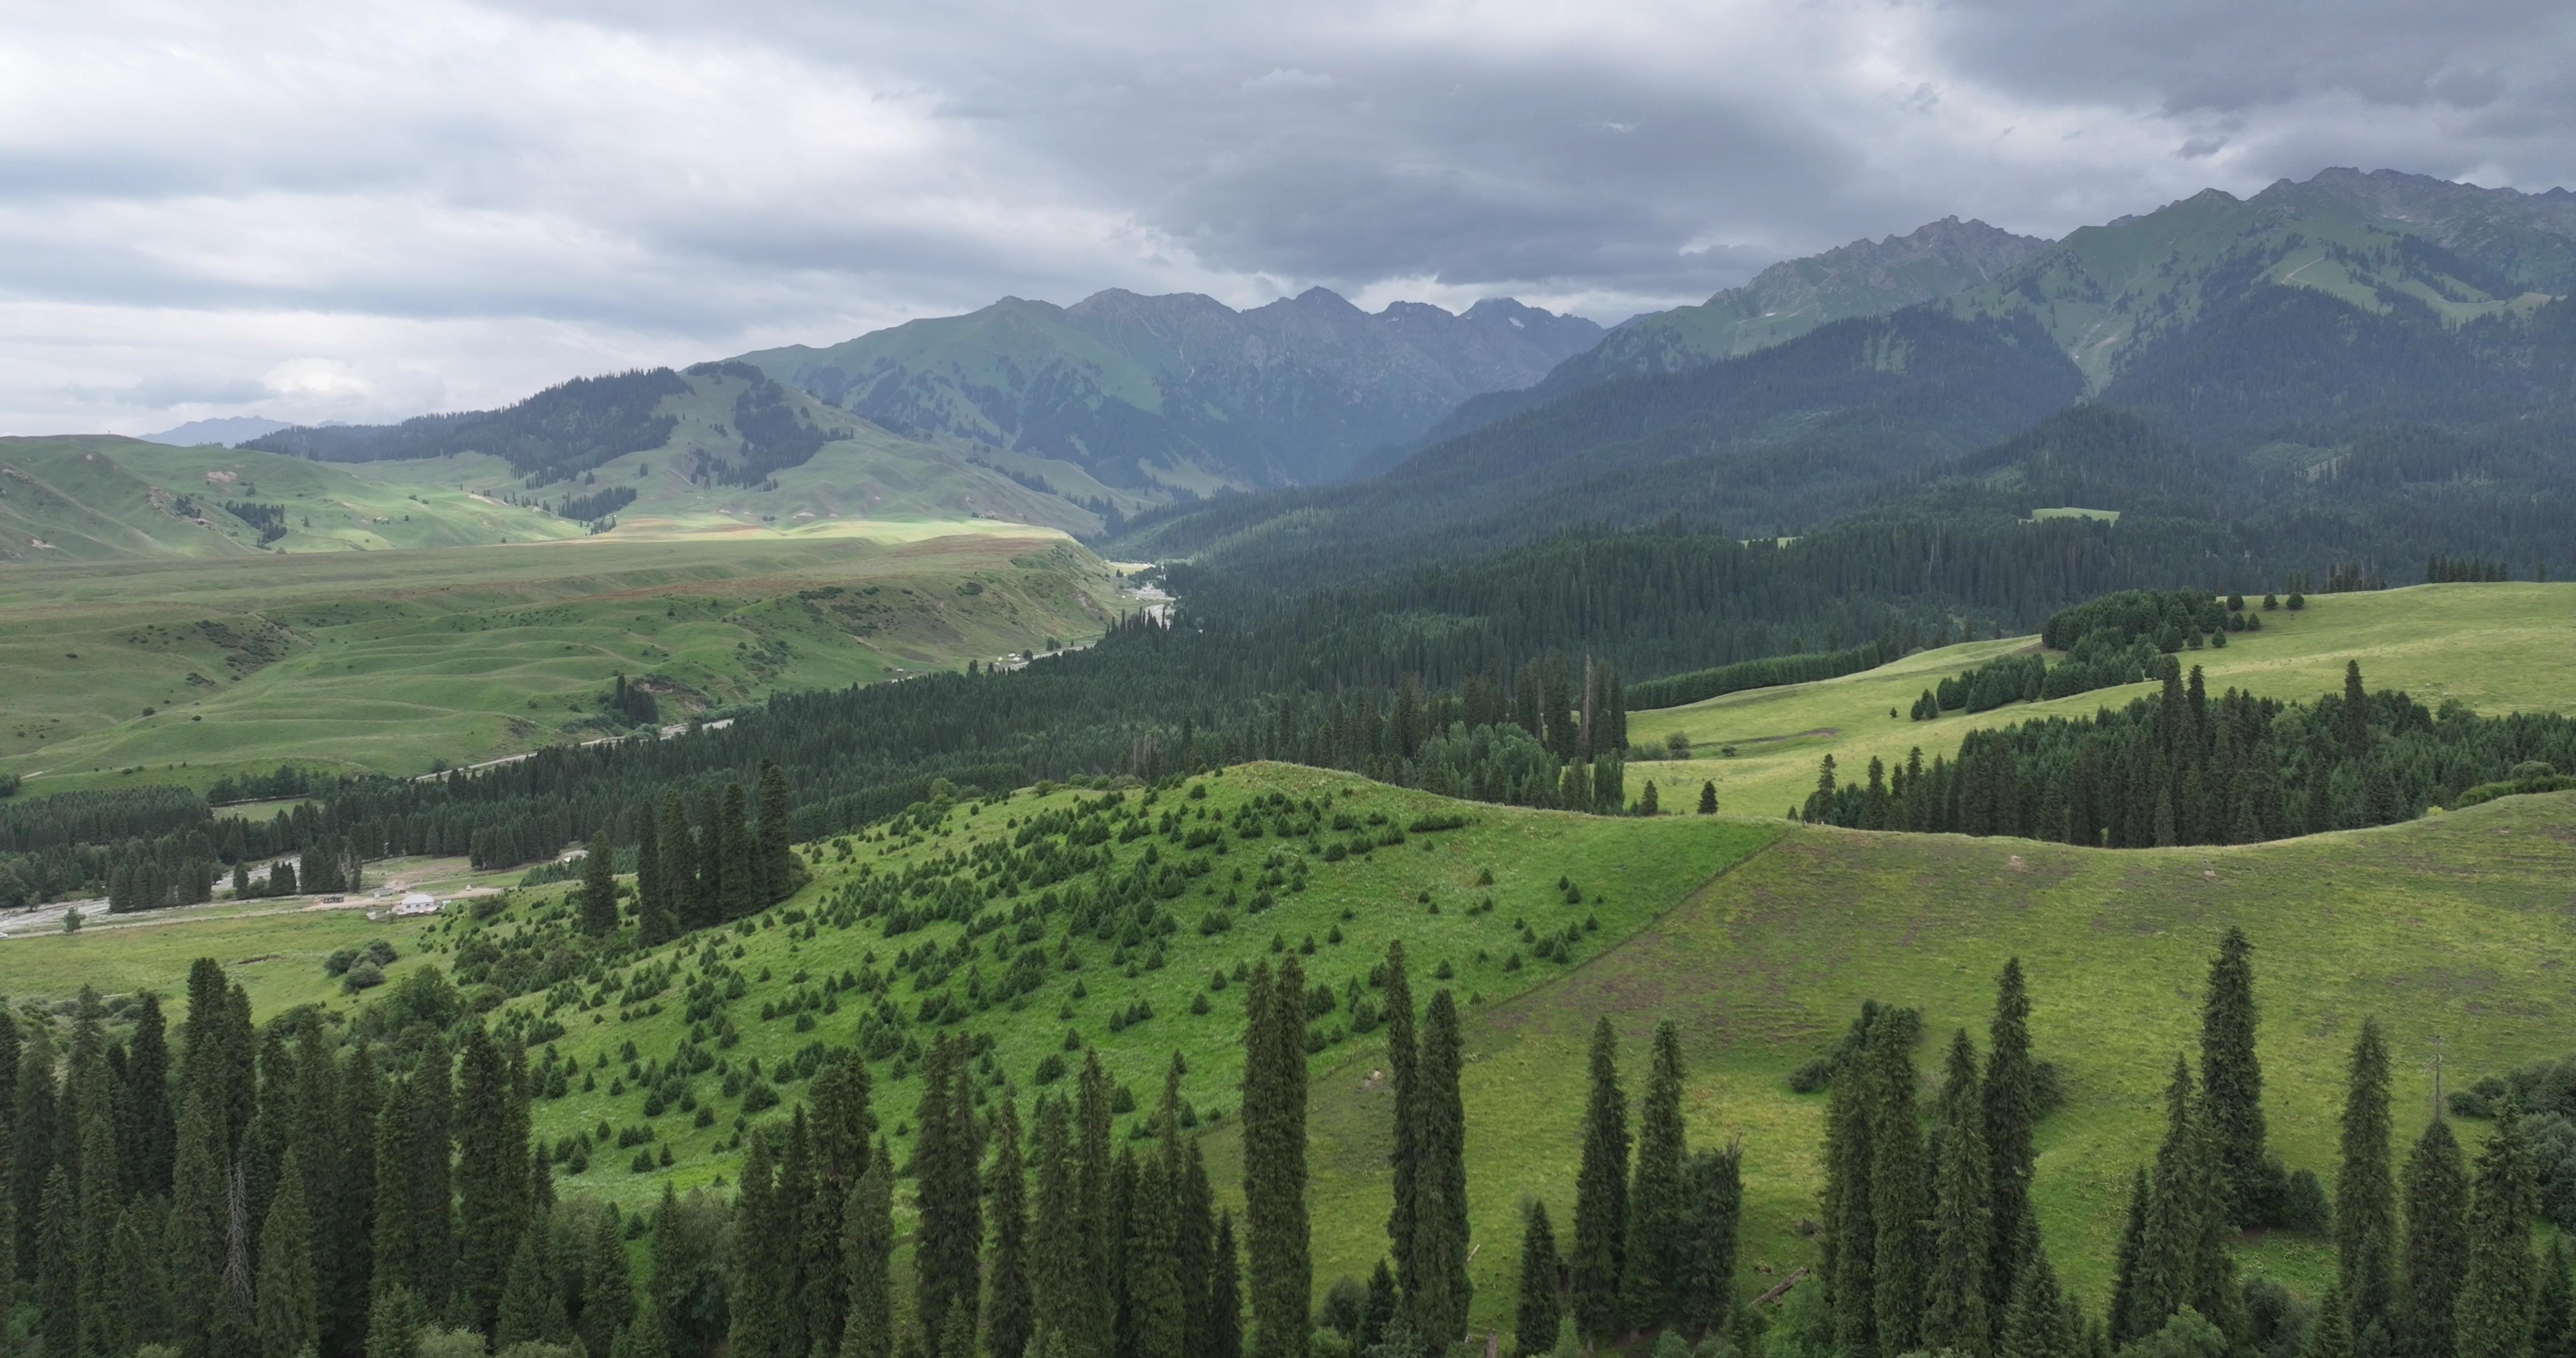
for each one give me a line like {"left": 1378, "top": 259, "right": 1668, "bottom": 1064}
{"left": 731, "top": 1132, "right": 790, "bottom": 1358}
{"left": 2305, "top": 1282, "right": 2354, "bottom": 1358}
{"left": 2454, "top": 1104, "right": 2538, "bottom": 1358}
{"left": 583, "top": 1206, "right": 636, "bottom": 1358}
{"left": 2343, "top": 660, "right": 2371, "bottom": 759}
{"left": 371, "top": 1079, "right": 418, "bottom": 1299}
{"left": 172, "top": 1080, "right": 234, "bottom": 1358}
{"left": 1570, "top": 1016, "right": 1629, "bottom": 1343}
{"left": 2399, "top": 1119, "right": 2470, "bottom": 1358}
{"left": 1870, "top": 1015, "right": 1929, "bottom": 1357}
{"left": 255, "top": 1149, "right": 317, "bottom": 1358}
{"left": 2128, "top": 1056, "right": 2199, "bottom": 1339}
{"left": 326, "top": 1043, "right": 381, "bottom": 1353}
{"left": 1177, "top": 1140, "right": 1217, "bottom": 1358}
{"left": 988, "top": 1095, "right": 1033, "bottom": 1358}
{"left": 1996, "top": 1209, "right": 2075, "bottom": 1358}
{"left": 1383, "top": 940, "right": 1421, "bottom": 1306}
{"left": 580, "top": 832, "right": 620, "bottom": 935}
{"left": 1516, "top": 1201, "right": 1564, "bottom": 1358}
{"left": 1697, "top": 781, "right": 1717, "bottom": 814}
{"left": 410, "top": 1035, "right": 455, "bottom": 1316}
{"left": 2533, "top": 1238, "right": 2575, "bottom": 1358}
{"left": 365, "top": 1289, "right": 428, "bottom": 1358}
{"left": 1622, "top": 1019, "right": 1687, "bottom": 1333}
{"left": 495, "top": 1216, "right": 564, "bottom": 1350}
{"left": 1823, "top": 1045, "right": 1878, "bottom": 1357}
{"left": 1679, "top": 1144, "right": 1742, "bottom": 1335}
{"left": 1923, "top": 1030, "right": 1992, "bottom": 1358}
{"left": 661, "top": 793, "right": 704, "bottom": 932}
{"left": 757, "top": 762, "right": 794, "bottom": 904}
{"left": 2108, "top": 1168, "right": 2149, "bottom": 1348}
{"left": 1242, "top": 959, "right": 1311, "bottom": 1358}
{"left": 912, "top": 1036, "right": 983, "bottom": 1358}
{"left": 1983, "top": 959, "right": 2037, "bottom": 1321}
{"left": 128, "top": 993, "right": 177, "bottom": 1198}
{"left": 1208, "top": 1211, "right": 1243, "bottom": 1358}
{"left": 1076, "top": 1054, "right": 1117, "bottom": 1358}
{"left": 1029, "top": 1096, "right": 1080, "bottom": 1354}
{"left": 839, "top": 1141, "right": 895, "bottom": 1358}
{"left": 454, "top": 1025, "right": 526, "bottom": 1331}
{"left": 719, "top": 783, "right": 757, "bottom": 919}
{"left": 2199, "top": 927, "right": 2268, "bottom": 1226}
{"left": 1126, "top": 1157, "right": 1184, "bottom": 1358}
{"left": 2337, "top": 1019, "right": 2395, "bottom": 1309}
{"left": 1412, "top": 990, "right": 1471, "bottom": 1347}
{"left": 39, "top": 1166, "right": 78, "bottom": 1358}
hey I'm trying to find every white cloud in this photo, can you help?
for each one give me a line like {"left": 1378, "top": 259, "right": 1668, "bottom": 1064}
{"left": 3, "top": 0, "right": 2571, "bottom": 434}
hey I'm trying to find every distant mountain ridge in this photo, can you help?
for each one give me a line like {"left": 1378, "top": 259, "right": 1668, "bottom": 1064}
{"left": 1115, "top": 166, "right": 2576, "bottom": 591}
{"left": 1385, "top": 216, "right": 2050, "bottom": 465}
{"left": 733, "top": 287, "right": 1602, "bottom": 486}
{"left": 141, "top": 415, "right": 295, "bottom": 447}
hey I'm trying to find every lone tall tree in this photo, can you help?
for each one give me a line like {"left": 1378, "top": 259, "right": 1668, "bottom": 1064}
{"left": 1411, "top": 990, "right": 1470, "bottom": 1347}
{"left": 1383, "top": 940, "right": 1421, "bottom": 1304}
{"left": 1571, "top": 1017, "right": 1630, "bottom": 1343}
{"left": 2198, "top": 928, "right": 2268, "bottom": 1225}
{"left": 2337, "top": 1018, "right": 2395, "bottom": 1310}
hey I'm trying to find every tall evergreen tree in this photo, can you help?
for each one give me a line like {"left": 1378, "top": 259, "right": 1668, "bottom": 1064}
{"left": 1983, "top": 959, "right": 2037, "bottom": 1323}
{"left": 1517, "top": 1200, "right": 1564, "bottom": 1358}
{"left": 719, "top": 784, "right": 757, "bottom": 920}
{"left": 1678, "top": 1144, "right": 1742, "bottom": 1335}
{"left": 128, "top": 993, "right": 177, "bottom": 1198}
{"left": 1383, "top": 940, "right": 1421, "bottom": 1306}
{"left": 454, "top": 1025, "right": 527, "bottom": 1331}
{"left": 2338, "top": 1018, "right": 2395, "bottom": 1314}
{"left": 1076, "top": 1054, "right": 1117, "bottom": 1358}
{"left": 2533, "top": 1238, "right": 2576, "bottom": 1358}
{"left": 2198, "top": 928, "right": 2268, "bottom": 1226}
{"left": 1996, "top": 1209, "right": 2076, "bottom": 1358}
{"left": 731, "top": 1132, "right": 791, "bottom": 1358}
{"left": 2108, "top": 1168, "right": 2150, "bottom": 1348}
{"left": 255, "top": 1149, "right": 318, "bottom": 1358}
{"left": 2399, "top": 1119, "right": 2471, "bottom": 1358}
{"left": 757, "top": 762, "right": 794, "bottom": 904}
{"left": 988, "top": 1094, "right": 1034, "bottom": 1358}
{"left": 2454, "top": 1105, "right": 2538, "bottom": 1358}
{"left": 2344, "top": 660, "right": 2372, "bottom": 759}
{"left": 39, "top": 1167, "right": 79, "bottom": 1358}
{"left": 1924, "top": 1030, "right": 1992, "bottom": 1358}
{"left": 913, "top": 1035, "right": 983, "bottom": 1358}
{"left": 1571, "top": 1017, "right": 1630, "bottom": 1343}
{"left": 583, "top": 1206, "right": 636, "bottom": 1358}
{"left": 1126, "top": 1154, "right": 1184, "bottom": 1358}
{"left": 1824, "top": 1040, "right": 1879, "bottom": 1358}
{"left": 494, "top": 1214, "right": 569, "bottom": 1350}
{"left": 1242, "top": 958, "right": 1311, "bottom": 1358}
{"left": 661, "top": 793, "right": 706, "bottom": 932}
{"left": 325, "top": 1043, "right": 381, "bottom": 1353}
{"left": 633, "top": 809, "right": 666, "bottom": 944}
{"left": 171, "top": 1083, "right": 231, "bottom": 1358}
{"left": 1207, "top": 1211, "right": 1243, "bottom": 1358}
{"left": 1412, "top": 990, "right": 1471, "bottom": 1347}
{"left": 1623, "top": 1019, "right": 1687, "bottom": 1333}
{"left": 1870, "top": 1016, "right": 1930, "bottom": 1357}
{"left": 1176, "top": 1139, "right": 1217, "bottom": 1358}
{"left": 371, "top": 1079, "right": 418, "bottom": 1300}
{"left": 580, "top": 832, "right": 620, "bottom": 935}
{"left": 409, "top": 1035, "right": 455, "bottom": 1316}
{"left": 2305, "top": 1282, "right": 2354, "bottom": 1358}
{"left": 366, "top": 1290, "right": 428, "bottom": 1358}
{"left": 839, "top": 1141, "right": 895, "bottom": 1358}
{"left": 1029, "top": 1096, "right": 1080, "bottom": 1355}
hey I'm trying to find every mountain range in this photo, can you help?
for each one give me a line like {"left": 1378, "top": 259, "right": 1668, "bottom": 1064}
{"left": 96, "top": 165, "right": 2569, "bottom": 593}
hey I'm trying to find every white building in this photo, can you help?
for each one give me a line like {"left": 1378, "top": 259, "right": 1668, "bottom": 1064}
{"left": 392, "top": 892, "right": 440, "bottom": 916}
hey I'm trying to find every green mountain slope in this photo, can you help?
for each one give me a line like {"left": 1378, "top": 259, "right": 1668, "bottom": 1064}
{"left": 1950, "top": 168, "right": 2575, "bottom": 389}
{"left": 736, "top": 288, "right": 1603, "bottom": 487}
{"left": 0, "top": 436, "right": 581, "bottom": 561}
{"left": 1399, "top": 216, "right": 2048, "bottom": 462}
{"left": 246, "top": 362, "right": 1159, "bottom": 537}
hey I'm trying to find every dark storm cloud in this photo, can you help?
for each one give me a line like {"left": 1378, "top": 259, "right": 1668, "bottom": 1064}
{"left": 6, "top": 0, "right": 2572, "bottom": 433}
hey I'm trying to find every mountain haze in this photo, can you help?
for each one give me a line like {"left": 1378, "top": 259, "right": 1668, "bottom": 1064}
{"left": 734, "top": 287, "right": 1602, "bottom": 487}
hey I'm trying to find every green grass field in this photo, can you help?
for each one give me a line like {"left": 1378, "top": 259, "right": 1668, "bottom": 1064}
{"left": 0, "top": 530, "right": 1125, "bottom": 792}
{"left": 0, "top": 436, "right": 583, "bottom": 560}
{"left": 1627, "top": 582, "right": 2576, "bottom": 824}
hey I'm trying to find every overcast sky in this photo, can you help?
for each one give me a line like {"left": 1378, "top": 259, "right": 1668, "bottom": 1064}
{"left": 9, "top": 0, "right": 2573, "bottom": 435}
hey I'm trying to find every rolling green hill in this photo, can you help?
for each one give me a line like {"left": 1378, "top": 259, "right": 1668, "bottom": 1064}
{"left": 1626, "top": 581, "right": 2576, "bottom": 821}
{"left": 0, "top": 435, "right": 582, "bottom": 561}
{"left": 0, "top": 528, "right": 1126, "bottom": 792}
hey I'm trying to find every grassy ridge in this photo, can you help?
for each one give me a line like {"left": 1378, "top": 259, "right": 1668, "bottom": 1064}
{"left": 0, "top": 531, "right": 1123, "bottom": 792}
{"left": 1626, "top": 582, "right": 2576, "bottom": 822}
{"left": 1219, "top": 790, "right": 2576, "bottom": 1332}
{"left": 0, "top": 436, "right": 581, "bottom": 560}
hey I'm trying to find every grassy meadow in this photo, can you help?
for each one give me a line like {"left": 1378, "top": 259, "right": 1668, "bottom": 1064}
{"left": 0, "top": 530, "right": 1125, "bottom": 793}
{"left": 1626, "top": 581, "right": 2576, "bottom": 822}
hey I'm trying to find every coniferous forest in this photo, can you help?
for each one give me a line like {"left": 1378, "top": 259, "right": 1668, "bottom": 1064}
{"left": 12, "top": 915, "right": 2568, "bottom": 1358}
